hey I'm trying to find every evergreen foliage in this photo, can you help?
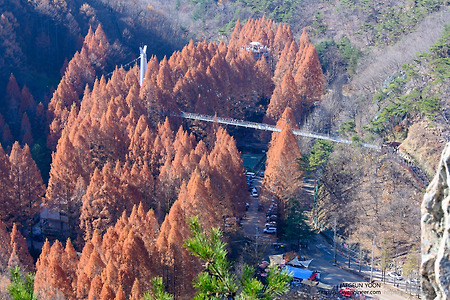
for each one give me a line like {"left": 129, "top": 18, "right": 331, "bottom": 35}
{"left": 237, "top": 0, "right": 300, "bottom": 23}
{"left": 314, "top": 39, "right": 339, "bottom": 74}
{"left": 354, "top": 0, "right": 446, "bottom": 45}
{"left": 190, "top": 0, "right": 216, "bottom": 22}
{"left": 298, "top": 140, "right": 333, "bottom": 172}
{"left": 365, "top": 26, "right": 448, "bottom": 136}
{"left": 278, "top": 198, "right": 314, "bottom": 243}
{"left": 373, "top": 0, "right": 445, "bottom": 45}
{"left": 338, "top": 120, "right": 356, "bottom": 137}
{"left": 143, "top": 277, "right": 174, "bottom": 300}
{"left": 428, "top": 24, "right": 450, "bottom": 80}
{"left": 7, "top": 266, "right": 37, "bottom": 300}
{"left": 336, "top": 37, "right": 361, "bottom": 76}
{"left": 218, "top": 18, "right": 238, "bottom": 36}
{"left": 311, "top": 11, "right": 327, "bottom": 37}
{"left": 184, "top": 216, "right": 292, "bottom": 300}
{"left": 351, "top": 134, "right": 362, "bottom": 146}
{"left": 315, "top": 38, "right": 360, "bottom": 78}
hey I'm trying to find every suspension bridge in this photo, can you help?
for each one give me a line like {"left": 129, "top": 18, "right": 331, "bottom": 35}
{"left": 111, "top": 46, "right": 381, "bottom": 150}
{"left": 179, "top": 112, "right": 382, "bottom": 150}
{"left": 180, "top": 111, "right": 432, "bottom": 186}
{"left": 122, "top": 46, "right": 429, "bottom": 184}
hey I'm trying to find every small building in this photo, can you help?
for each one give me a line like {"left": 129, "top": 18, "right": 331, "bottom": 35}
{"left": 283, "top": 265, "right": 314, "bottom": 280}
{"left": 242, "top": 41, "right": 271, "bottom": 59}
{"left": 33, "top": 207, "right": 69, "bottom": 240}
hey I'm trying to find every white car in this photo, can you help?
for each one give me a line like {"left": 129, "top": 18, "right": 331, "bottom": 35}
{"left": 388, "top": 272, "right": 403, "bottom": 280}
{"left": 265, "top": 222, "right": 277, "bottom": 228}
{"left": 406, "top": 279, "right": 419, "bottom": 285}
{"left": 251, "top": 188, "right": 258, "bottom": 197}
{"left": 263, "top": 227, "right": 277, "bottom": 234}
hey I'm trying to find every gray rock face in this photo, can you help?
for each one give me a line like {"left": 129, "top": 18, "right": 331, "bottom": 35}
{"left": 421, "top": 142, "right": 450, "bottom": 299}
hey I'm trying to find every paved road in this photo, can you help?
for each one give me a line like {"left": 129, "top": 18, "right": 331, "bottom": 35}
{"left": 240, "top": 175, "right": 417, "bottom": 299}
{"left": 241, "top": 176, "right": 276, "bottom": 248}
{"left": 307, "top": 238, "right": 364, "bottom": 285}
{"left": 306, "top": 235, "right": 416, "bottom": 299}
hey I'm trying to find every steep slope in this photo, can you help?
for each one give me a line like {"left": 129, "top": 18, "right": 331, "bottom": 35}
{"left": 312, "top": 10, "right": 449, "bottom": 273}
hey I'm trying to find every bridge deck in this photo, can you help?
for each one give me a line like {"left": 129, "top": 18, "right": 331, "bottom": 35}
{"left": 179, "top": 112, "right": 381, "bottom": 150}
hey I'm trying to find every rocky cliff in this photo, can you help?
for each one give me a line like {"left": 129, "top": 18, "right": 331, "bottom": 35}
{"left": 421, "top": 142, "right": 450, "bottom": 299}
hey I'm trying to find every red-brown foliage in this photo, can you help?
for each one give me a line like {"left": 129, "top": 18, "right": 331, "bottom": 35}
{"left": 37, "top": 22, "right": 286, "bottom": 300}
{"left": 294, "top": 33, "right": 325, "bottom": 105}
{"left": 56, "top": 205, "right": 158, "bottom": 299}
{"left": 0, "top": 143, "right": 12, "bottom": 225}
{"left": 8, "top": 142, "right": 44, "bottom": 226}
{"left": 47, "top": 24, "right": 110, "bottom": 150}
{"left": 226, "top": 19, "right": 324, "bottom": 123}
{"left": 266, "top": 70, "right": 302, "bottom": 123}
{"left": 80, "top": 162, "right": 143, "bottom": 241}
{"left": 262, "top": 107, "right": 303, "bottom": 209}
{"left": 10, "top": 223, "right": 34, "bottom": 270}
{"left": 1, "top": 75, "right": 41, "bottom": 146}
{"left": 0, "top": 220, "right": 33, "bottom": 272}
{"left": 155, "top": 199, "right": 198, "bottom": 299}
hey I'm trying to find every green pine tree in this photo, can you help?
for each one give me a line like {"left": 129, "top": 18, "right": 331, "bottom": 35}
{"left": 184, "top": 216, "right": 293, "bottom": 300}
{"left": 279, "top": 198, "right": 314, "bottom": 245}
{"left": 143, "top": 277, "right": 174, "bottom": 300}
{"left": 7, "top": 266, "right": 37, "bottom": 300}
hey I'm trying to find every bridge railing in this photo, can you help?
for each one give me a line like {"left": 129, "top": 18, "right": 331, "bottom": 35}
{"left": 179, "top": 112, "right": 381, "bottom": 150}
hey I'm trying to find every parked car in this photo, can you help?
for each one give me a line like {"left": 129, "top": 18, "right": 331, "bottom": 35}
{"left": 267, "top": 208, "right": 278, "bottom": 216}
{"left": 246, "top": 172, "right": 255, "bottom": 178}
{"left": 388, "top": 272, "right": 403, "bottom": 281}
{"left": 406, "top": 278, "right": 419, "bottom": 285}
{"left": 265, "top": 222, "right": 276, "bottom": 228}
{"left": 251, "top": 188, "right": 258, "bottom": 197}
{"left": 263, "top": 227, "right": 277, "bottom": 234}
{"left": 245, "top": 203, "right": 250, "bottom": 210}
{"left": 266, "top": 215, "right": 277, "bottom": 222}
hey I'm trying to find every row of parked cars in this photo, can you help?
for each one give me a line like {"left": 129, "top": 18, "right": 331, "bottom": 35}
{"left": 246, "top": 172, "right": 259, "bottom": 197}
{"left": 245, "top": 170, "right": 274, "bottom": 232}
{"left": 263, "top": 202, "right": 278, "bottom": 234}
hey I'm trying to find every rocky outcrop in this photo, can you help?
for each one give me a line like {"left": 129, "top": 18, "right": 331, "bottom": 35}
{"left": 402, "top": 121, "right": 448, "bottom": 178}
{"left": 421, "top": 142, "right": 450, "bottom": 299}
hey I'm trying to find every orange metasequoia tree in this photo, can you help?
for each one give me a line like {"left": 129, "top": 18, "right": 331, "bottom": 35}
{"left": 0, "top": 220, "right": 33, "bottom": 272}
{"left": 34, "top": 239, "right": 79, "bottom": 299}
{"left": 155, "top": 199, "right": 198, "bottom": 299}
{"left": 0, "top": 143, "right": 12, "bottom": 225}
{"left": 262, "top": 107, "right": 303, "bottom": 213}
{"left": 8, "top": 142, "right": 45, "bottom": 226}
{"left": 266, "top": 70, "right": 302, "bottom": 123}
